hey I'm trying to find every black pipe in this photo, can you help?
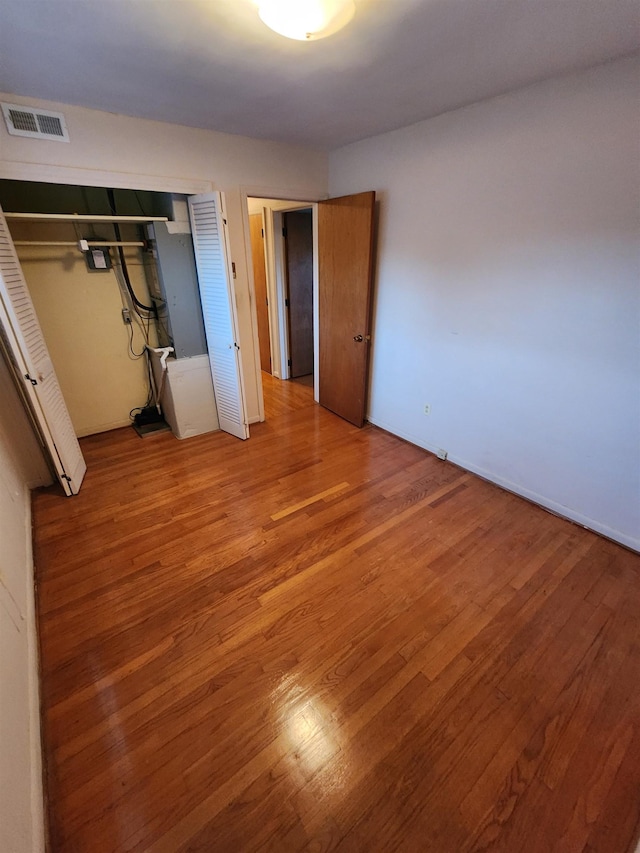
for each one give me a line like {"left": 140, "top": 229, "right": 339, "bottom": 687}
{"left": 106, "top": 188, "right": 156, "bottom": 316}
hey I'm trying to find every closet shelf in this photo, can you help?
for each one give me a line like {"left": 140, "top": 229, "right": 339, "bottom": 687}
{"left": 4, "top": 212, "right": 168, "bottom": 223}
{"left": 13, "top": 240, "right": 144, "bottom": 248}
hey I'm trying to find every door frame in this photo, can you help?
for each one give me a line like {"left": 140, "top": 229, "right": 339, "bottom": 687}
{"left": 241, "top": 192, "right": 321, "bottom": 415}
{"left": 248, "top": 209, "right": 273, "bottom": 376}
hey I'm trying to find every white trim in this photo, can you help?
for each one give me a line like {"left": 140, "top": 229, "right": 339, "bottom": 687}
{"left": 0, "top": 160, "right": 213, "bottom": 195}
{"left": 75, "top": 418, "right": 132, "bottom": 438}
{"left": 260, "top": 208, "right": 278, "bottom": 382}
{"left": 240, "top": 184, "right": 326, "bottom": 204}
{"left": 367, "top": 413, "right": 640, "bottom": 553}
{"left": 240, "top": 202, "right": 266, "bottom": 421}
{"left": 25, "top": 494, "right": 45, "bottom": 853}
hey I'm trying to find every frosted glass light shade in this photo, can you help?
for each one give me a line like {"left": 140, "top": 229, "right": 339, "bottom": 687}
{"left": 258, "top": 0, "right": 356, "bottom": 41}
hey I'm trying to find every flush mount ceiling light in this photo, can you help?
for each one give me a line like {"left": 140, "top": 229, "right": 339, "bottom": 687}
{"left": 257, "top": 0, "right": 356, "bottom": 41}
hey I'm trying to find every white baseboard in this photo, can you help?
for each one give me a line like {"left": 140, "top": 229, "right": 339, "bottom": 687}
{"left": 367, "top": 415, "right": 639, "bottom": 553}
{"left": 76, "top": 417, "right": 131, "bottom": 437}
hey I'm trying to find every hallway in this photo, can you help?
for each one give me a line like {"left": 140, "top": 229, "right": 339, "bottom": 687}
{"left": 261, "top": 370, "right": 315, "bottom": 420}
{"left": 33, "top": 377, "right": 640, "bottom": 852}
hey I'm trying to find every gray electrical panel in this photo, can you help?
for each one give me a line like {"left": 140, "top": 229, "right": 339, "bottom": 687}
{"left": 147, "top": 221, "right": 207, "bottom": 359}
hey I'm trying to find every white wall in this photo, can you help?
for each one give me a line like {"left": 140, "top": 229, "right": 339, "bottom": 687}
{"left": 0, "top": 353, "right": 50, "bottom": 853}
{"left": 330, "top": 56, "right": 640, "bottom": 550}
{"left": 0, "top": 93, "right": 329, "bottom": 425}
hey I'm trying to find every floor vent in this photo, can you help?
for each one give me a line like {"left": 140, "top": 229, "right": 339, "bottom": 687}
{"left": 1, "top": 102, "right": 69, "bottom": 142}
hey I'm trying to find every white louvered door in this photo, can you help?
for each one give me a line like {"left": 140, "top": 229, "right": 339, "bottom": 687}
{"left": 189, "top": 192, "right": 249, "bottom": 440}
{"left": 0, "top": 205, "right": 86, "bottom": 495}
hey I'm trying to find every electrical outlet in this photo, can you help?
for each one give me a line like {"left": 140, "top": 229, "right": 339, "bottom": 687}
{"left": 424, "top": 404, "right": 431, "bottom": 415}
{"left": 436, "top": 448, "right": 448, "bottom": 461}
{"left": 121, "top": 307, "right": 131, "bottom": 325}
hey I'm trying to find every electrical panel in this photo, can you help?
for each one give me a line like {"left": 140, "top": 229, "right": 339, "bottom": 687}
{"left": 144, "top": 220, "right": 207, "bottom": 359}
{"left": 84, "top": 245, "right": 112, "bottom": 272}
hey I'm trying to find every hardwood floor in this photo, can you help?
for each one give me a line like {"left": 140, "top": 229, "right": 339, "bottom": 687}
{"left": 33, "top": 374, "right": 640, "bottom": 852}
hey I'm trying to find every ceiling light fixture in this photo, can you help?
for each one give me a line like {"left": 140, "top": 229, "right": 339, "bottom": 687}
{"left": 257, "top": 0, "right": 356, "bottom": 41}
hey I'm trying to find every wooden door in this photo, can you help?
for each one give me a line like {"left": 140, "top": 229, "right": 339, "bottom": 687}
{"left": 189, "top": 192, "right": 249, "bottom": 441}
{"left": 318, "top": 191, "right": 375, "bottom": 427}
{"left": 284, "top": 210, "right": 313, "bottom": 378}
{"left": 249, "top": 213, "right": 271, "bottom": 374}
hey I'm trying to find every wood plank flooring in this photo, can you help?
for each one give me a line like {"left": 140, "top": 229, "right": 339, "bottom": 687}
{"left": 33, "top": 373, "right": 640, "bottom": 852}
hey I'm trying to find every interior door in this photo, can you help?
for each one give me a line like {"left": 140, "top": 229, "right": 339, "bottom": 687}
{"left": 318, "top": 191, "right": 375, "bottom": 427}
{"left": 0, "top": 204, "right": 86, "bottom": 495}
{"left": 249, "top": 213, "right": 271, "bottom": 374}
{"left": 189, "top": 192, "right": 249, "bottom": 441}
{"left": 284, "top": 209, "right": 314, "bottom": 378}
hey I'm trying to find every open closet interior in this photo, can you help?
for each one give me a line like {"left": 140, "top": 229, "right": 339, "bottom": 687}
{"left": 0, "top": 179, "right": 220, "bottom": 446}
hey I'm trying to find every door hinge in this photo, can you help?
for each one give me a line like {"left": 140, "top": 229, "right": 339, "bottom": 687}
{"left": 285, "top": 298, "right": 290, "bottom": 308}
{"left": 288, "top": 358, "right": 292, "bottom": 367}
{"left": 232, "top": 262, "right": 236, "bottom": 279}
{"left": 61, "top": 474, "right": 71, "bottom": 482}
{"left": 261, "top": 228, "right": 264, "bottom": 238}
{"left": 24, "top": 373, "right": 37, "bottom": 386}
{"left": 282, "top": 227, "right": 288, "bottom": 238}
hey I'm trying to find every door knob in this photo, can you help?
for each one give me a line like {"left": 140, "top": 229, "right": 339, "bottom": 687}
{"left": 353, "top": 334, "right": 364, "bottom": 342}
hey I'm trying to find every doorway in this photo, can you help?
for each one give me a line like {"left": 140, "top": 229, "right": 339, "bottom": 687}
{"left": 246, "top": 192, "right": 376, "bottom": 428}
{"left": 0, "top": 181, "right": 172, "bottom": 439}
{"left": 246, "top": 197, "right": 317, "bottom": 406}
{"left": 284, "top": 209, "right": 313, "bottom": 382}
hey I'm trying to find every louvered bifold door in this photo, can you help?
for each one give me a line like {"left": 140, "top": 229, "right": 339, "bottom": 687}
{"left": 0, "top": 205, "right": 86, "bottom": 495}
{"left": 189, "top": 192, "right": 249, "bottom": 440}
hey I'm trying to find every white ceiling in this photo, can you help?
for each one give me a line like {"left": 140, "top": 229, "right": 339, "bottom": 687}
{"left": 1, "top": 0, "right": 638, "bottom": 149}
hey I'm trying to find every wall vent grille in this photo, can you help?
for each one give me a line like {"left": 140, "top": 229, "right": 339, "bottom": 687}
{"left": 1, "top": 102, "right": 69, "bottom": 142}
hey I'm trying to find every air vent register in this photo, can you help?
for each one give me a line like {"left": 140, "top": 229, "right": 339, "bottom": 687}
{"left": 2, "top": 102, "right": 69, "bottom": 142}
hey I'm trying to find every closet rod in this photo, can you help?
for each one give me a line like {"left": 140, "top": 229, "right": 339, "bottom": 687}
{"left": 13, "top": 240, "right": 145, "bottom": 248}
{"left": 5, "top": 212, "right": 168, "bottom": 223}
